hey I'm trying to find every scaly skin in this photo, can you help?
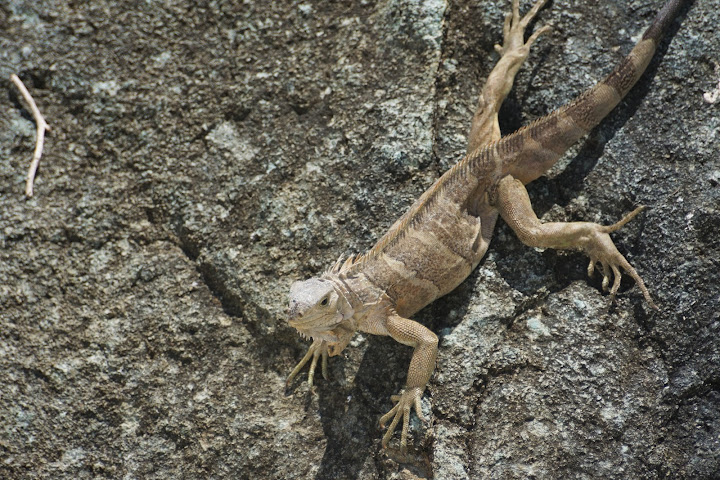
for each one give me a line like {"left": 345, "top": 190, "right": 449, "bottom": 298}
{"left": 286, "top": 0, "right": 687, "bottom": 451}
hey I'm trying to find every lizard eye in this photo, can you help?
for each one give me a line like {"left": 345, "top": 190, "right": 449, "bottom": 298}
{"left": 320, "top": 297, "right": 329, "bottom": 306}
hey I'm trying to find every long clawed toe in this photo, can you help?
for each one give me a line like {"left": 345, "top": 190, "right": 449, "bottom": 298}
{"left": 587, "top": 255, "right": 657, "bottom": 310}
{"left": 602, "top": 206, "right": 646, "bottom": 233}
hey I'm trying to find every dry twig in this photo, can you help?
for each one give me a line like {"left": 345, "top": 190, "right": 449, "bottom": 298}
{"left": 703, "top": 60, "right": 720, "bottom": 104}
{"left": 10, "top": 74, "right": 50, "bottom": 197}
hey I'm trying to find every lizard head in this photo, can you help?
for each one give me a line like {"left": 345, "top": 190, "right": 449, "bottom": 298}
{"left": 287, "top": 277, "right": 353, "bottom": 342}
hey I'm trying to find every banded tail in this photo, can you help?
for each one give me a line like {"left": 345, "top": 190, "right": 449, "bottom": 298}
{"left": 486, "top": 0, "right": 689, "bottom": 184}
{"left": 345, "top": 0, "right": 687, "bottom": 272}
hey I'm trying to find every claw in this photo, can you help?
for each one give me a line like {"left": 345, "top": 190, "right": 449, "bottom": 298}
{"left": 379, "top": 388, "right": 426, "bottom": 451}
{"left": 610, "top": 265, "right": 622, "bottom": 298}
{"left": 601, "top": 261, "right": 610, "bottom": 291}
{"left": 286, "top": 339, "right": 330, "bottom": 388}
{"left": 495, "top": 0, "right": 550, "bottom": 55}
{"left": 582, "top": 207, "right": 658, "bottom": 310}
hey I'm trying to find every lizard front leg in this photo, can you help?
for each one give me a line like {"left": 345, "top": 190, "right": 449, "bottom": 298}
{"left": 493, "top": 175, "right": 657, "bottom": 308}
{"left": 379, "top": 314, "right": 438, "bottom": 450}
{"left": 467, "top": 0, "right": 551, "bottom": 153}
{"left": 286, "top": 328, "right": 356, "bottom": 388}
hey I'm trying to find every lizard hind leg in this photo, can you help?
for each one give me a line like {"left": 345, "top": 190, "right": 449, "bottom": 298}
{"left": 467, "top": 0, "right": 551, "bottom": 153}
{"left": 493, "top": 175, "right": 657, "bottom": 308}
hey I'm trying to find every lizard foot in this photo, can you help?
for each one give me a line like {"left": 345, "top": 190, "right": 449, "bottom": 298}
{"left": 494, "top": 176, "right": 657, "bottom": 309}
{"left": 583, "top": 206, "right": 658, "bottom": 309}
{"left": 466, "top": 0, "right": 552, "bottom": 152}
{"left": 379, "top": 387, "right": 426, "bottom": 451}
{"left": 495, "top": 0, "right": 551, "bottom": 58}
{"left": 286, "top": 338, "right": 329, "bottom": 388}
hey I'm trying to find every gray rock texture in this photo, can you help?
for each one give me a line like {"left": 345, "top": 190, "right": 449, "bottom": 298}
{"left": 1, "top": 0, "right": 718, "bottom": 478}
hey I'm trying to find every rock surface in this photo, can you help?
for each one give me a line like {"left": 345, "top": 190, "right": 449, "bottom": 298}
{"left": 1, "top": 0, "right": 718, "bottom": 478}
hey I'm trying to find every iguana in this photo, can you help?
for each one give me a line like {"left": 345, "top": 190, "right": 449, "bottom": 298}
{"left": 286, "top": 0, "right": 687, "bottom": 450}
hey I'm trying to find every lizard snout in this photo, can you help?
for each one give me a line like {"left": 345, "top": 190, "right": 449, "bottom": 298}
{"left": 287, "top": 302, "right": 303, "bottom": 326}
